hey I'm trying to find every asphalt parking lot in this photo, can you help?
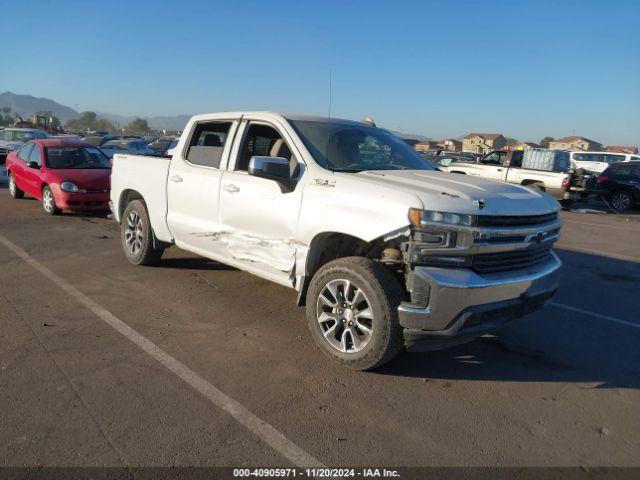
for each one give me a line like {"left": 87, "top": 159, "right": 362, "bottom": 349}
{"left": 1, "top": 186, "right": 639, "bottom": 469}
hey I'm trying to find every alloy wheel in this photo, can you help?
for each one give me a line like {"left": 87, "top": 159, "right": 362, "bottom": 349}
{"left": 43, "top": 189, "right": 54, "bottom": 212}
{"left": 611, "top": 192, "right": 631, "bottom": 211}
{"left": 316, "top": 278, "right": 373, "bottom": 353}
{"left": 125, "top": 210, "right": 144, "bottom": 254}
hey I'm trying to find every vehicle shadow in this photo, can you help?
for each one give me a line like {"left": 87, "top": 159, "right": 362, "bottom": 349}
{"left": 378, "top": 248, "right": 640, "bottom": 390}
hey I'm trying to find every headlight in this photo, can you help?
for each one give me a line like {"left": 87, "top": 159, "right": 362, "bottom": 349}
{"left": 409, "top": 208, "right": 476, "bottom": 228}
{"left": 60, "top": 181, "right": 80, "bottom": 192}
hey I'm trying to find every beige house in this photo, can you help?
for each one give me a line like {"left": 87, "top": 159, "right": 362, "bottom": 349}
{"left": 438, "top": 138, "right": 462, "bottom": 152}
{"left": 606, "top": 145, "right": 638, "bottom": 154}
{"left": 414, "top": 140, "right": 439, "bottom": 152}
{"left": 462, "top": 133, "right": 506, "bottom": 154}
{"left": 549, "top": 136, "right": 602, "bottom": 151}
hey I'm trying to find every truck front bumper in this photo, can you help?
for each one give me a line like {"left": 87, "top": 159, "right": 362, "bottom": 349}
{"left": 399, "top": 252, "right": 561, "bottom": 352}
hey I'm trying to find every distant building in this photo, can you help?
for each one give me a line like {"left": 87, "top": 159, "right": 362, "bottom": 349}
{"left": 549, "top": 136, "right": 602, "bottom": 151}
{"left": 606, "top": 145, "right": 638, "bottom": 154}
{"left": 402, "top": 138, "right": 421, "bottom": 147}
{"left": 462, "top": 133, "right": 506, "bottom": 154}
{"left": 437, "top": 138, "right": 462, "bottom": 152}
{"left": 516, "top": 141, "right": 541, "bottom": 150}
{"left": 414, "top": 140, "right": 439, "bottom": 152}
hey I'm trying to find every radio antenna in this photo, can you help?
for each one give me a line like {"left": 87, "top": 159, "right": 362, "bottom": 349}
{"left": 328, "top": 69, "right": 332, "bottom": 119}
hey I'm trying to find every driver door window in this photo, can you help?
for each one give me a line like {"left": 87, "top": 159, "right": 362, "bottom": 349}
{"left": 482, "top": 151, "right": 506, "bottom": 166}
{"left": 236, "top": 123, "right": 297, "bottom": 176}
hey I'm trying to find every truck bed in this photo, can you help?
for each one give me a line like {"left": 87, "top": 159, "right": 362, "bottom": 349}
{"left": 110, "top": 153, "right": 172, "bottom": 241}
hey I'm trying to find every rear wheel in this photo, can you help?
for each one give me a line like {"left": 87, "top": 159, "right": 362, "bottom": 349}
{"left": 41, "top": 186, "right": 60, "bottom": 215}
{"left": 609, "top": 191, "right": 632, "bottom": 211}
{"left": 306, "top": 257, "right": 403, "bottom": 370}
{"left": 526, "top": 182, "right": 546, "bottom": 192}
{"left": 8, "top": 173, "right": 24, "bottom": 199}
{"left": 121, "top": 200, "right": 164, "bottom": 265}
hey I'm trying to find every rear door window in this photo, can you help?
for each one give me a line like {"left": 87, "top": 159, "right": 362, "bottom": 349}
{"left": 604, "top": 154, "right": 625, "bottom": 164}
{"left": 186, "top": 121, "right": 232, "bottom": 168}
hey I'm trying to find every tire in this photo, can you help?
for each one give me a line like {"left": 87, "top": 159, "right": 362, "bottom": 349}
{"left": 121, "top": 199, "right": 164, "bottom": 265}
{"left": 609, "top": 190, "right": 633, "bottom": 211}
{"left": 8, "top": 173, "right": 24, "bottom": 199}
{"left": 306, "top": 257, "right": 404, "bottom": 370}
{"left": 41, "top": 185, "right": 60, "bottom": 215}
{"left": 559, "top": 199, "right": 574, "bottom": 210}
{"left": 526, "top": 182, "right": 545, "bottom": 191}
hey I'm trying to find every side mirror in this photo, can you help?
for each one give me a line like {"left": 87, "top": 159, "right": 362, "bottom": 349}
{"left": 248, "top": 156, "right": 291, "bottom": 184}
{"left": 27, "top": 161, "right": 40, "bottom": 169}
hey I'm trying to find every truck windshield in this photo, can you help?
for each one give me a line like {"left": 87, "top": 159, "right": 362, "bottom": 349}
{"left": 289, "top": 120, "right": 436, "bottom": 172}
{"left": 2, "top": 130, "right": 35, "bottom": 142}
{"left": 45, "top": 147, "right": 111, "bottom": 169}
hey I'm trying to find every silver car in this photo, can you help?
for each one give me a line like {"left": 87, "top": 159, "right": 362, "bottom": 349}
{"left": 99, "top": 139, "right": 156, "bottom": 159}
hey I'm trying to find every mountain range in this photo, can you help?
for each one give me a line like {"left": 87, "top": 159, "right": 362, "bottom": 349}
{"left": 0, "top": 91, "right": 431, "bottom": 139}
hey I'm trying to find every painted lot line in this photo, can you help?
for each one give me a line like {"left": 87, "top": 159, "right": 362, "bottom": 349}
{"left": 549, "top": 302, "right": 640, "bottom": 330}
{"left": 0, "top": 233, "right": 323, "bottom": 468}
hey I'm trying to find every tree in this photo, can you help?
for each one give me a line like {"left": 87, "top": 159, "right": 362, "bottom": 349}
{"left": 0, "top": 107, "right": 13, "bottom": 127}
{"left": 64, "top": 111, "right": 115, "bottom": 133}
{"left": 540, "top": 136, "right": 554, "bottom": 148}
{"left": 505, "top": 137, "right": 518, "bottom": 146}
{"left": 124, "top": 118, "right": 151, "bottom": 135}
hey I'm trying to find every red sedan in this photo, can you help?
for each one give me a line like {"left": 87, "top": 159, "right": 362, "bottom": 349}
{"left": 6, "top": 139, "right": 111, "bottom": 215}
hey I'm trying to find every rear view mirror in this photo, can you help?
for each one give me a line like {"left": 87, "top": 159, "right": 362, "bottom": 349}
{"left": 248, "top": 156, "right": 291, "bottom": 183}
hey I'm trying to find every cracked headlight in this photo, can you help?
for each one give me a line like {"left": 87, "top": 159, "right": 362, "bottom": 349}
{"left": 409, "top": 208, "right": 476, "bottom": 228}
{"left": 60, "top": 181, "right": 80, "bottom": 192}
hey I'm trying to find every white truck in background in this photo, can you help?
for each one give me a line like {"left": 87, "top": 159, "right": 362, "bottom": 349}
{"left": 110, "top": 112, "right": 562, "bottom": 370}
{"left": 570, "top": 151, "right": 640, "bottom": 174}
{"left": 443, "top": 149, "right": 593, "bottom": 208}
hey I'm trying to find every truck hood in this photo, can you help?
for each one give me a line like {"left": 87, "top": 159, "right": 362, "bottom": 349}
{"left": 343, "top": 169, "right": 559, "bottom": 216}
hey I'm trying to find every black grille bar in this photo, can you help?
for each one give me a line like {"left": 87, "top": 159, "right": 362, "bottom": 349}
{"left": 477, "top": 212, "right": 558, "bottom": 228}
{"left": 472, "top": 246, "right": 552, "bottom": 274}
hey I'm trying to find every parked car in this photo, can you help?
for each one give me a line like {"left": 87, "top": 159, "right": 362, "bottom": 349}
{"left": 442, "top": 149, "right": 593, "bottom": 208}
{"left": 596, "top": 161, "right": 640, "bottom": 211}
{"left": 81, "top": 134, "right": 120, "bottom": 147}
{"left": 1, "top": 128, "right": 49, "bottom": 182}
{"left": 570, "top": 151, "right": 640, "bottom": 174}
{"left": 100, "top": 139, "right": 156, "bottom": 158}
{"left": 6, "top": 139, "right": 111, "bottom": 214}
{"left": 147, "top": 138, "right": 174, "bottom": 154}
{"left": 110, "top": 112, "right": 562, "bottom": 370}
{"left": 162, "top": 138, "right": 179, "bottom": 157}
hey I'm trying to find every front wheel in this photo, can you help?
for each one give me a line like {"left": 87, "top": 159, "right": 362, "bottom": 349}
{"left": 121, "top": 199, "right": 164, "bottom": 265}
{"left": 306, "top": 257, "right": 404, "bottom": 370}
{"left": 42, "top": 186, "right": 60, "bottom": 215}
{"left": 8, "top": 173, "right": 24, "bottom": 199}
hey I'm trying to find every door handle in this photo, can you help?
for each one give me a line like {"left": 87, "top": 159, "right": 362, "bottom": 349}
{"left": 170, "top": 175, "right": 183, "bottom": 183}
{"left": 497, "top": 168, "right": 503, "bottom": 172}
{"left": 223, "top": 184, "right": 240, "bottom": 193}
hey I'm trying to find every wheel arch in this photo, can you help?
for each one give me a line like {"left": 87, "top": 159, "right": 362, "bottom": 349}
{"left": 118, "top": 189, "right": 146, "bottom": 222}
{"left": 297, "top": 230, "right": 408, "bottom": 307}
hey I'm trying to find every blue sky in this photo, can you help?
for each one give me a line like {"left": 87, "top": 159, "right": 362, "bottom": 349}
{"left": 2, "top": 0, "right": 639, "bottom": 145}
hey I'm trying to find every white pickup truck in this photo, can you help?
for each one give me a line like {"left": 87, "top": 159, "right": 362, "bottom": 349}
{"left": 110, "top": 112, "right": 562, "bottom": 370}
{"left": 443, "top": 149, "right": 592, "bottom": 208}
